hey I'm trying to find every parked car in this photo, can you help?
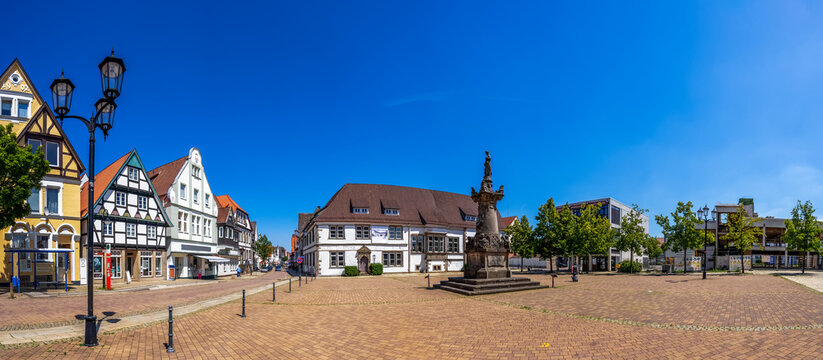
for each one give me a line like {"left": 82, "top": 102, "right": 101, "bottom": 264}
{"left": 275, "top": 265, "right": 282, "bottom": 271}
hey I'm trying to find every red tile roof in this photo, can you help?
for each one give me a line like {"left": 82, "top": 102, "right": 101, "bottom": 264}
{"left": 501, "top": 216, "right": 518, "bottom": 229}
{"left": 81, "top": 151, "right": 132, "bottom": 217}
{"left": 216, "top": 194, "right": 246, "bottom": 214}
{"left": 146, "top": 156, "right": 187, "bottom": 200}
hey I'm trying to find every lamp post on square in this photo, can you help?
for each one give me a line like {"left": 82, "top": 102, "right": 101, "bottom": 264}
{"left": 697, "top": 204, "right": 716, "bottom": 280}
{"left": 50, "top": 51, "right": 126, "bottom": 347}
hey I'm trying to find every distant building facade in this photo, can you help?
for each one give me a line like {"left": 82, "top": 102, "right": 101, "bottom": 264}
{"left": 296, "top": 184, "right": 501, "bottom": 276}
{"left": 562, "top": 197, "right": 650, "bottom": 271}
{"left": 216, "top": 195, "right": 254, "bottom": 272}
{"left": 665, "top": 198, "right": 823, "bottom": 271}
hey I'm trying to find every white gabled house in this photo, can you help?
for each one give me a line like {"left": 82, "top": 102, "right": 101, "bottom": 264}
{"left": 148, "top": 147, "right": 222, "bottom": 279}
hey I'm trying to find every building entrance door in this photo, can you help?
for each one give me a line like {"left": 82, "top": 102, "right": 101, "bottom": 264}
{"left": 126, "top": 254, "right": 134, "bottom": 278}
{"left": 359, "top": 256, "right": 368, "bottom": 274}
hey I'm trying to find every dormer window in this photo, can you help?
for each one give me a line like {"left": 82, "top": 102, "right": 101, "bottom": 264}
{"left": 352, "top": 207, "right": 369, "bottom": 214}
{"left": 383, "top": 209, "right": 399, "bottom": 215}
{"left": 464, "top": 215, "right": 477, "bottom": 222}
{"left": 192, "top": 166, "right": 201, "bottom": 179}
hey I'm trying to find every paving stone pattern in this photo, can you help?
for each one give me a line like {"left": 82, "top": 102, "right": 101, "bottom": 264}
{"left": 0, "top": 271, "right": 288, "bottom": 330}
{"left": 1, "top": 273, "right": 822, "bottom": 359}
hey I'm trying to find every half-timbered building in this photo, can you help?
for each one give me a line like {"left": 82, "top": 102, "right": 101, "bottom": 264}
{"left": 81, "top": 150, "right": 172, "bottom": 284}
{"left": 216, "top": 195, "right": 255, "bottom": 273}
{"left": 1, "top": 59, "right": 86, "bottom": 288}
{"left": 148, "top": 148, "right": 221, "bottom": 279}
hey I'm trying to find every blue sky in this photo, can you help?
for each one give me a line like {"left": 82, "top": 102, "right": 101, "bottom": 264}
{"left": 8, "top": 1, "right": 823, "bottom": 248}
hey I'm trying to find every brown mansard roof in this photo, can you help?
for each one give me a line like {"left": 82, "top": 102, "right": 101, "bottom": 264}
{"left": 299, "top": 183, "right": 501, "bottom": 232}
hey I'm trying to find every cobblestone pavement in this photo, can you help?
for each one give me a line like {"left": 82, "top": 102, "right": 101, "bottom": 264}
{"left": 487, "top": 273, "right": 823, "bottom": 329}
{"left": 1, "top": 273, "right": 822, "bottom": 359}
{"left": 0, "top": 271, "right": 288, "bottom": 330}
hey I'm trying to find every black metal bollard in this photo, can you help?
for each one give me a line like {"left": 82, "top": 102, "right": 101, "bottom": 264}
{"left": 272, "top": 282, "right": 276, "bottom": 302}
{"left": 299, "top": 273, "right": 302, "bottom": 287}
{"left": 167, "top": 306, "right": 175, "bottom": 353}
{"left": 242, "top": 289, "right": 246, "bottom": 318}
{"left": 289, "top": 278, "right": 292, "bottom": 293}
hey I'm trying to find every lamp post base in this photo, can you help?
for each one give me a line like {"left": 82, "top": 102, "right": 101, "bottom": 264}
{"left": 84, "top": 315, "right": 98, "bottom": 347}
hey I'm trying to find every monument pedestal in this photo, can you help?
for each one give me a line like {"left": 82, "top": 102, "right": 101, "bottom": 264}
{"left": 435, "top": 276, "right": 548, "bottom": 296}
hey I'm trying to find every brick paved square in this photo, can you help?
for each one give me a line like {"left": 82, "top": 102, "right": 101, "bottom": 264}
{"left": 1, "top": 273, "right": 822, "bottom": 359}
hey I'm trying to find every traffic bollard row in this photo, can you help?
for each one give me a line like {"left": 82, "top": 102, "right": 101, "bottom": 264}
{"left": 167, "top": 306, "right": 175, "bottom": 353}
{"left": 242, "top": 289, "right": 246, "bottom": 318}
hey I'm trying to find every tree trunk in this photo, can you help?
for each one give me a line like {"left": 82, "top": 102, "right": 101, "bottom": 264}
{"left": 630, "top": 251, "right": 634, "bottom": 274}
{"left": 520, "top": 253, "right": 524, "bottom": 273}
{"left": 802, "top": 252, "right": 806, "bottom": 274}
{"left": 683, "top": 250, "right": 687, "bottom": 273}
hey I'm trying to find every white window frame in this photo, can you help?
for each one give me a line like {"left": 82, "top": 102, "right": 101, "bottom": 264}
{"left": 116, "top": 192, "right": 127, "bottom": 206}
{"left": 138, "top": 195, "right": 148, "bottom": 210}
{"left": 17, "top": 100, "right": 29, "bottom": 118}
{"left": 205, "top": 194, "right": 210, "bottom": 208}
{"left": 193, "top": 189, "right": 199, "bottom": 204}
{"left": 103, "top": 221, "right": 113, "bottom": 236}
{"left": 383, "top": 209, "right": 399, "bottom": 215}
{"left": 28, "top": 188, "right": 41, "bottom": 214}
{"left": 180, "top": 183, "right": 187, "bottom": 200}
{"left": 45, "top": 141, "right": 59, "bottom": 167}
{"left": 147, "top": 225, "right": 156, "bottom": 239}
{"left": 36, "top": 234, "right": 52, "bottom": 262}
{"left": 352, "top": 207, "right": 369, "bottom": 214}
{"left": 128, "top": 167, "right": 139, "bottom": 181}
{"left": 44, "top": 187, "right": 60, "bottom": 215}
{"left": 126, "top": 223, "right": 137, "bottom": 238}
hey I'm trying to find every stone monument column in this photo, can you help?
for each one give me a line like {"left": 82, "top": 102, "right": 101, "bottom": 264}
{"left": 435, "top": 151, "right": 548, "bottom": 295}
{"left": 464, "top": 151, "right": 511, "bottom": 279}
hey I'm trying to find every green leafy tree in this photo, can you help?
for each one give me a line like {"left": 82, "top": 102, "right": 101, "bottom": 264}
{"left": 577, "top": 203, "right": 613, "bottom": 272}
{"left": 557, "top": 204, "right": 584, "bottom": 270}
{"left": 254, "top": 234, "right": 273, "bottom": 263}
{"left": 0, "top": 124, "right": 50, "bottom": 229}
{"left": 642, "top": 235, "right": 663, "bottom": 265}
{"left": 719, "top": 204, "right": 760, "bottom": 273}
{"left": 615, "top": 205, "right": 648, "bottom": 273}
{"left": 505, "top": 215, "right": 535, "bottom": 272}
{"left": 533, "top": 198, "right": 565, "bottom": 272}
{"left": 783, "top": 200, "right": 823, "bottom": 274}
{"left": 655, "top": 202, "right": 703, "bottom": 272}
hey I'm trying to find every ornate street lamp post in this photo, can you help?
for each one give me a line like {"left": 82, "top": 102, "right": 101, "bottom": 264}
{"left": 50, "top": 51, "right": 125, "bottom": 347}
{"left": 697, "top": 205, "right": 716, "bottom": 280}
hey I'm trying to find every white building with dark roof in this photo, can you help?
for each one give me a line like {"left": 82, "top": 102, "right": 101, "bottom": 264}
{"left": 296, "top": 184, "right": 502, "bottom": 276}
